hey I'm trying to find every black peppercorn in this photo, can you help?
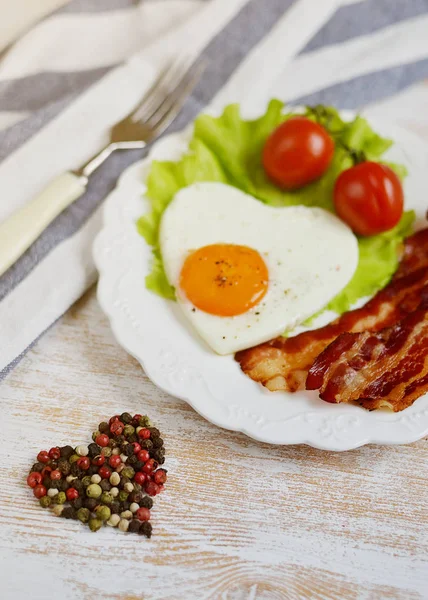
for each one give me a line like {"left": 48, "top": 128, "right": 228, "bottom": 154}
{"left": 62, "top": 507, "right": 78, "bottom": 520}
{"left": 128, "top": 433, "right": 138, "bottom": 443}
{"left": 108, "top": 439, "right": 116, "bottom": 449}
{"left": 120, "top": 412, "right": 133, "bottom": 425}
{"left": 139, "top": 522, "right": 152, "bottom": 538}
{"left": 128, "top": 519, "right": 140, "bottom": 534}
{"left": 100, "top": 480, "right": 111, "bottom": 492}
{"left": 58, "top": 458, "right": 71, "bottom": 475}
{"left": 110, "top": 501, "right": 120, "bottom": 514}
{"left": 58, "top": 479, "right": 70, "bottom": 492}
{"left": 84, "top": 498, "right": 98, "bottom": 512}
{"left": 120, "top": 501, "right": 131, "bottom": 512}
{"left": 115, "top": 435, "right": 125, "bottom": 445}
{"left": 87, "top": 465, "right": 99, "bottom": 476}
{"left": 140, "top": 440, "right": 153, "bottom": 451}
{"left": 139, "top": 496, "right": 153, "bottom": 510}
{"left": 42, "top": 476, "right": 51, "bottom": 488}
{"left": 119, "top": 477, "right": 130, "bottom": 489}
{"left": 148, "top": 427, "right": 160, "bottom": 438}
{"left": 124, "top": 444, "right": 134, "bottom": 457}
{"left": 73, "top": 480, "right": 85, "bottom": 495}
{"left": 127, "top": 455, "right": 138, "bottom": 466}
{"left": 60, "top": 445, "right": 74, "bottom": 459}
{"left": 31, "top": 462, "right": 45, "bottom": 473}
{"left": 87, "top": 443, "right": 101, "bottom": 458}
{"left": 152, "top": 437, "right": 164, "bottom": 449}
{"left": 98, "top": 422, "right": 110, "bottom": 434}
{"left": 70, "top": 462, "right": 81, "bottom": 477}
{"left": 134, "top": 460, "right": 144, "bottom": 471}
{"left": 72, "top": 498, "right": 83, "bottom": 510}
{"left": 129, "top": 491, "right": 142, "bottom": 504}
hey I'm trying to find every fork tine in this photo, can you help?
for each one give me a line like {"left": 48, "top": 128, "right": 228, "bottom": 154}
{"left": 143, "top": 60, "right": 206, "bottom": 137}
{"left": 131, "top": 55, "right": 195, "bottom": 123}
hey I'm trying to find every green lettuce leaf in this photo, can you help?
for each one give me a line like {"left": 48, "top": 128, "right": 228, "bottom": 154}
{"left": 137, "top": 100, "right": 413, "bottom": 319}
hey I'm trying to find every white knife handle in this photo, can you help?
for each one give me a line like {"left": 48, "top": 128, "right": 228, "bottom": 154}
{"left": 0, "top": 172, "right": 87, "bottom": 277}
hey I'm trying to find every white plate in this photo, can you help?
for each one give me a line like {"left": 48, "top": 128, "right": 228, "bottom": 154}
{"left": 93, "top": 110, "right": 428, "bottom": 451}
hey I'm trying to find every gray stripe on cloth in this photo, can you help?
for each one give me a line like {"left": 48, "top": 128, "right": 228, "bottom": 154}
{"left": 301, "top": 0, "right": 428, "bottom": 55}
{"left": 290, "top": 57, "right": 428, "bottom": 109}
{"left": 0, "top": 67, "right": 112, "bottom": 112}
{"left": 58, "top": 0, "right": 139, "bottom": 13}
{"left": 0, "top": 0, "right": 297, "bottom": 378}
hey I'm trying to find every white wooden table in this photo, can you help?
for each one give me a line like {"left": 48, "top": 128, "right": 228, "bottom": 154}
{"left": 1, "top": 287, "right": 427, "bottom": 599}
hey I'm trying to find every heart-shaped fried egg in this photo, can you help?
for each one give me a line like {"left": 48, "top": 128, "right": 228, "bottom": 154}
{"left": 160, "top": 182, "right": 358, "bottom": 354}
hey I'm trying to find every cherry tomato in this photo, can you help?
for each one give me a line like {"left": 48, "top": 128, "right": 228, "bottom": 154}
{"left": 333, "top": 162, "right": 404, "bottom": 236}
{"left": 262, "top": 116, "right": 334, "bottom": 189}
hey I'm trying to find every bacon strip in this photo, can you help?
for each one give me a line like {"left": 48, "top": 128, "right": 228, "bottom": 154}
{"left": 235, "top": 228, "right": 428, "bottom": 392}
{"left": 306, "top": 294, "right": 428, "bottom": 411}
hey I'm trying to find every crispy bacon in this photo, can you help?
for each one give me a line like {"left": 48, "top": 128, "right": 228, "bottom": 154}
{"left": 235, "top": 228, "right": 428, "bottom": 392}
{"left": 306, "top": 293, "right": 428, "bottom": 411}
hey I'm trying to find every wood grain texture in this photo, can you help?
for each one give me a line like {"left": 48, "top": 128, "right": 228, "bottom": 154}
{"left": 1, "top": 287, "right": 428, "bottom": 600}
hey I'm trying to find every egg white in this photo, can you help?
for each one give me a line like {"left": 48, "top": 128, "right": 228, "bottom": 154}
{"left": 159, "top": 182, "right": 358, "bottom": 354}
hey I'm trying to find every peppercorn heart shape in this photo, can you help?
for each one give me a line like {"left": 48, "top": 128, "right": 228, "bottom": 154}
{"left": 27, "top": 413, "right": 167, "bottom": 538}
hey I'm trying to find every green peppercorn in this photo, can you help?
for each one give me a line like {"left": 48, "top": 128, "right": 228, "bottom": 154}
{"left": 122, "top": 467, "right": 135, "bottom": 480}
{"left": 88, "top": 518, "right": 103, "bottom": 532}
{"left": 39, "top": 496, "right": 52, "bottom": 508}
{"left": 139, "top": 496, "right": 153, "bottom": 510}
{"left": 60, "top": 445, "right": 74, "bottom": 459}
{"left": 92, "top": 431, "right": 101, "bottom": 442}
{"left": 100, "top": 492, "right": 113, "bottom": 505}
{"left": 81, "top": 476, "right": 92, "bottom": 488}
{"left": 133, "top": 482, "right": 143, "bottom": 493}
{"left": 62, "top": 507, "right": 77, "bottom": 520}
{"left": 77, "top": 508, "right": 90, "bottom": 523}
{"left": 98, "top": 422, "right": 110, "bottom": 434}
{"left": 52, "top": 504, "right": 64, "bottom": 517}
{"left": 138, "top": 416, "right": 151, "bottom": 427}
{"left": 101, "top": 447, "right": 112, "bottom": 457}
{"left": 118, "top": 490, "right": 129, "bottom": 503}
{"left": 120, "top": 412, "right": 133, "bottom": 424}
{"left": 139, "top": 522, "right": 152, "bottom": 538}
{"left": 53, "top": 491, "right": 66, "bottom": 505}
{"left": 86, "top": 483, "right": 102, "bottom": 499}
{"left": 84, "top": 498, "right": 98, "bottom": 512}
{"left": 96, "top": 505, "right": 111, "bottom": 521}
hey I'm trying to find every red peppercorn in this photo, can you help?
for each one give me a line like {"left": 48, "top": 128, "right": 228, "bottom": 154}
{"left": 142, "top": 459, "right": 156, "bottom": 474}
{"left": 66, "top": 488, "right": 79, "bottom": 501}
{"left": 132, "top": 442, "right": 141, "bottom": 455}
{"left": 27, "top": 472, "right": 43, "bottom": 488}
{"left": 33, "top": 484, "right": 47, "bottom": 499}
{"left": 95, "top": 434, "right": 110, "bottom": 447}
{"left": 109, "top": 455, "right": 122, "bottom": 469}
{"left": 92, "top": 455, "right": 105, "bottom": 467}
{"left": 110, "top": 420, "right": 124, "bottom": 436}
{"left": 37, "top": 450, "right": 50, "bottom": 464}
{"left": 77, "top": 457, "right": 90, "bottom": 470}
{"left": 98, "top": 466, "right": 112, "bottom": 479}
{"left": 136, "top": 507, "right": 151, "bottom": 521}
{"left": 133, "top": 414, "right": 142, "bottom": 423}
{"left": 157, "top": 484, "right": 165, "bottom": 493}
{"left": 145, "top": 481, "right": 160, "bottom": 497}
{"left": 137, "top": 449, "right": 150, "bottom": 463}
{"left": 138, "top": 428, "right": 151, "bottom": 440}
{"left": 48, "top": 447, "right": 61, "bottom": 460}
{"left": 109, "top": 415, "right": 120, "bottom": 425}
{"left": 50, "top": 469, "right": 62, "bottom": 481}
{"left": 41, "top": 466, "right": 52, "bottom": 478}
{"left": 153, "top": 469, "right": 167, "bottom": 485}
{"left": 134, "top": 472, "right": 146, "bottom": 486}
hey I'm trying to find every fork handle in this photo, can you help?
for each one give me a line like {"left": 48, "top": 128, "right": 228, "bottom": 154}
{"left": 0, "top": 172, "right": 87, "bottom": 277}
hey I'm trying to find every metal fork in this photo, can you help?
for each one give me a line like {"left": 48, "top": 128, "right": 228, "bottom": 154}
{"left": 0, "top": 58, "right": 205, "bottom": 277}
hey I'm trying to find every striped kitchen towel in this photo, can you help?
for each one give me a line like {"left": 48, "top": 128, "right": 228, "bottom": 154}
{"left": 1, "top": 0, "right": 428, "bottom": 379}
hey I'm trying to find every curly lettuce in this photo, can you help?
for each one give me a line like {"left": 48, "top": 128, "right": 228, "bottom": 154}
{"left": 137, "top": 100, "right": 414, "bottom": 316}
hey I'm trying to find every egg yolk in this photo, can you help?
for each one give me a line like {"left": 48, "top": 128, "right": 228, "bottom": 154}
{"left": 179, "top": 244, "right": 269, "bottom": 317}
